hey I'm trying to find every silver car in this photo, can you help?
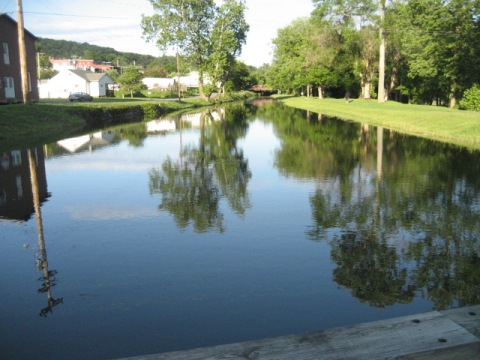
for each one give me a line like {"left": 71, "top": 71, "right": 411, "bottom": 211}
{"left": 68, "top": 92, "right": 93, "bottom": 102}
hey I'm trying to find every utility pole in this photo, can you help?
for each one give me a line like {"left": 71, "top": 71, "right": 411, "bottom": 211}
{"left": 16, "top": 0, "right": 29, "bottom": 104}
{"left": 37, "top": 52, "right": 44, "bottom": 80}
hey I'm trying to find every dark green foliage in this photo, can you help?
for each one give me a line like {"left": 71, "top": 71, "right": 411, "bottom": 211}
{"left": 459, "top": 85, "right": 480, "bottom": 111}
{"left": 36, "top": 38, "right": 156, "bottom": 67}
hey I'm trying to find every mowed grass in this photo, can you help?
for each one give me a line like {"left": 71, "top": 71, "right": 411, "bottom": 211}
{"left": 2, "top": 95, "right": 479, "bottom": 151}
{"left": 278, "top": 96, "right": 480, "bottom": 150}
{"left": 0, "top": 104, "right": 86, "bottom": 150}
{"left": 0, "top": 98, "right": 206, "bottom": 151}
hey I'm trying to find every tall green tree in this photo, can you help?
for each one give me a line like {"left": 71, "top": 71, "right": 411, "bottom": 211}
{"left": 208, "top": 0, "right": 249, "bottom": 101}
{"left": 145, "top": 55, "right": 179, "bottom": 77}
{"left": 36, "top": 53, "right": 57, "bottom": 80}
{"left": 269, "top": 19, "right": 310, "bottom": 94}
{"left": 312, "top": 0, "right": 379, "bottom": 99}
{"left": 225, "top": 60, "right": 256, "bottom": 91}
{"left": 302, "top": 19, "right": 346, "bottom": 98}
{"left": 269, "top": 17, "right": 357, "bottom": 97}
{"left": 142, "top": 0, "right": 215, "bottom": 100}
{"left": 117, "top": 67, "right": 144, "bottom": 97}
{"left": 142, "top": 0, "right": 248, "bottom": 101}
{"left": 390, "top": 0, "right": 480, "bottom": 106}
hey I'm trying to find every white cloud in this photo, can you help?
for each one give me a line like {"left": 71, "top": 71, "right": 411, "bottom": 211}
{"left": 63, "top": 205, "right": 157, "bottom": 221}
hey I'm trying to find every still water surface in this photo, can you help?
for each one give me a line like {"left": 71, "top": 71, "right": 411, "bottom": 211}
{"left": 1, "top": 101, "right": 479, "bottom": 359}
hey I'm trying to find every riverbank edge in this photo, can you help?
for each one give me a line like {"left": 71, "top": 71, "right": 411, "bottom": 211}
{"left": 0, "top": 98, "right": 221, "bottom": 151}
{"left": 275, "top": 95, "right": 480, "bottom": 151}
{"left": 117, "top": 305, "right": 480, "bottom": 359}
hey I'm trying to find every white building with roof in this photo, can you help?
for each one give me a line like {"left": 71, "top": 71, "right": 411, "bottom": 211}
{"left": 39, "top": 69, "right": 114, "bottom": 98}
{"left": 142, "top": 72, "right": 211, "bottom": 91}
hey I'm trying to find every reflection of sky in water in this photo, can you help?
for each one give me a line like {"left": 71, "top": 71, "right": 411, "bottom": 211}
{"left": 2, "top": 107, "right": 477, "bottom": 359}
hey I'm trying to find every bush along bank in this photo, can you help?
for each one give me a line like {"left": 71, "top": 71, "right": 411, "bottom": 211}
{"left": 69, "top": 103, "right": 182, "bottom": 130}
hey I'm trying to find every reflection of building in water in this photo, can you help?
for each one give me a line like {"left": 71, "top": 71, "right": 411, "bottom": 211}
{"left": 146, "top": 119, "right": 176, "bottom": 133}
{"left": 181, "top": 112, "right": 202, "bottom": 128}
{"left": 180, "top": 109, "right": 225, "bottom": 128}
{"left": 250, "top": 98, "right": 275, "bottom": 107}
{"left": 0, "top": 148, "right": 49, "bottom": 221}
{"left": 57, "top": 131, "right": 116, "bottom": 153}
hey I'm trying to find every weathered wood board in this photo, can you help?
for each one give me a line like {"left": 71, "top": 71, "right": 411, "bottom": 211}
{"left": 441, "top": 305, "right": 480, "bottom": 339}
{"left": 119, "top": 305, "right": 480, "bottom": 360}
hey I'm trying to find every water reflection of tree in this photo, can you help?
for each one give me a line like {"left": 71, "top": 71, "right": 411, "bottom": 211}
{"left": 149, "top": 105, "right": 251, "bottom": 232}
{"left": 331, "top": 230, "right": 414, "bottom": 307}
{"left": 271, "top": 109, "right": 480, "bottom": 309}
{"left": 28, "top": 149, "right": 63, "bottom": 316}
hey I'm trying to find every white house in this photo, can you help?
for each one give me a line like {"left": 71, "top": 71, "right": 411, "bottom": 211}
{"left": 142, "top": 72, "right": 211, "bottom": 92}
{"left": 57, "top": 131, "right": 116, "bottom": 153}
{"left": 142, "top": 77, "right": 174, "bottom": 91}
{"left": 39, "top": 69, "right": 114, "bottom": 99}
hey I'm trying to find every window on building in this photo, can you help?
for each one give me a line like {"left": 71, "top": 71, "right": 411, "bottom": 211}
{"left": 0, "top": 189, "right": 6, "bottom": 206}
{"left": 11, "top": 151, "right": 22, "bottom": 166}
{"left": 4, "top": 77, "right": 15, "bottom": 98}
{"left": 16, "top": 176, "right": 23, "bottom": 198}
{"left": 3, "top": 43, "right": 10, "bottom": 65}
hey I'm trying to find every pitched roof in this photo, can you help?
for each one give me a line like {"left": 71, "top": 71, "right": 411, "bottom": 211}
{"left": 69, "top": 69, "right": 111, "bottom": 82}
{"left": 0, "top": 13, "right": 38, "bottom": 40}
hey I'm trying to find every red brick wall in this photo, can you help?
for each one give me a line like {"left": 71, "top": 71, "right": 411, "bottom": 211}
{"left": 0, "top": 14, "right": 39, "bottom": 103}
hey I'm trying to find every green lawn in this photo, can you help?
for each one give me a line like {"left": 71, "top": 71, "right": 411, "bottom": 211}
{"left": 2, "top": 95, "right": 479, "bottom": 151}
{"left": 0, "top": 98, "right": 205, "bottom": 151}
{"left": 277, "top": 96, "right": 480, "bottom": 150}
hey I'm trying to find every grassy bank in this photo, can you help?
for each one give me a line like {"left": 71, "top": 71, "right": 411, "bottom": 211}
{"left": 0, "top": 98, "right": 209, "bottom": 151}
{"left": 277, "top": 96, "right": 480, "bottom": 150}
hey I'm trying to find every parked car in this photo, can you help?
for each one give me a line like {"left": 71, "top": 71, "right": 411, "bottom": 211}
{"left": 68, "top": 92, "right": 93, "bottom": 102}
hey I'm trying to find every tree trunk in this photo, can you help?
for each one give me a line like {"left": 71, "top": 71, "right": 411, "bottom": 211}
{"left": 364, "top": 78, "right": 372, "bottom": 100}
{"left": 449, "top": 94, "right": 456, "bottom": 108}
{"left": 377, "top": 0, "right": 386, "bottom": 103}
{"left": 198, "top": 72, "right": 209, "bottom": 102}
{"left": 318, "top": 85, "right": 324, "bottom": 99}
{"left": 449, "top": 83, "right": 457, "bottom": 108}
{"left": 362, "top": 62, "right": 373, "bottom": 100}
{"left": 388, "top": 51, "right": 401, "bottom": 101}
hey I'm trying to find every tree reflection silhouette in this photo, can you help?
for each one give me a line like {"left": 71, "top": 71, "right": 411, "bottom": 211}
{"left": 270, "top": 108, "right": 480, "bottom": 310}
{"left": 149, "top": 106, "right": 251, "bottom": 232}
{"left": 331, "top": 230, "right": 414, "bottom": 307}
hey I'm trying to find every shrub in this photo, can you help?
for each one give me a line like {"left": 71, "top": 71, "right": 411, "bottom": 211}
{"left": 459, "top": 84, "right": 480, "bottom": 111}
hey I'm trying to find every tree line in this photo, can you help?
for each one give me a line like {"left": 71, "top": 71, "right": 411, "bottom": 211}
{"left": 35, "top": 0, "right": 259, "bottom": 97}
{"left": 36, "top": 38, "right": 158, "bottom": 68}
{"left": 265, "top": 0, "right": 480, "bottom": 108}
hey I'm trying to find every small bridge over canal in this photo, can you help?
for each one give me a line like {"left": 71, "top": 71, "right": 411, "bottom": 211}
{"left": 250, "top": 85, "right": 277, "bottom": 96}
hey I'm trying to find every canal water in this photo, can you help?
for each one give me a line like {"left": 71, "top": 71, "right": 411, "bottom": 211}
{"left": 1, "top": 100, "right": 479, "bottom": 359}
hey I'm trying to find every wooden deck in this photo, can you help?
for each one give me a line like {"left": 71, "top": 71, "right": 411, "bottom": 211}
{"left": 119, "top": 305, "right": 480, "bottom": 360}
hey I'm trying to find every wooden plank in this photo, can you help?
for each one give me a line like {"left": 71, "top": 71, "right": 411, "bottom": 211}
{"left": 441, "top": 304, "right": 480, "bottom": 338}
{"left": 119, "top": 307, "right": 480, "bottom": 360}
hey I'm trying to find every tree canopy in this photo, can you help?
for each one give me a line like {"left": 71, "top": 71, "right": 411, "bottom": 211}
{"left": 141, "top": 0, "right": 249, "bottom": 101}
{"left": 117, "top": 67, "right": 145, "bottom": 97}
{"left": 267, "top": 0, "right": 480, "bottom": 107}
{"left": 36, "top": 38, "right": 157, "bottom": 67}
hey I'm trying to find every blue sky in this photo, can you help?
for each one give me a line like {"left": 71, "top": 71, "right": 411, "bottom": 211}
{"left": 2, "top": 0, "right": 314, "bottom": 67}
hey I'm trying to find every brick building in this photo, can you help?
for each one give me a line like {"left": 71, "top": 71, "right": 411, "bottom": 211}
{"left": 0, "top": 13, "right": 39, "bottom": 103}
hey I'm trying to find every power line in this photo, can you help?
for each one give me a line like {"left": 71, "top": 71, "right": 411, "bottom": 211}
{"left": 20, "top": 11, "right": 129, "bottom": 20}
{"left": 0, "top": 0, "right": 14, "bottom": 12}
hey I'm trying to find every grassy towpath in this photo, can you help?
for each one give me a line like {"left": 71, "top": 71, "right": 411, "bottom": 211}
{"left": 0, "top": 98, "right": 207, "bottom": 151}
{"left": 277, "top": 96, "right": 480, "bottom": 150}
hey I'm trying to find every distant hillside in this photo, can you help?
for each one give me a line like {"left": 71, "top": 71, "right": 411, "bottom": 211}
{"left": 36, "top": 38, "right": 157, "bottom": 67}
